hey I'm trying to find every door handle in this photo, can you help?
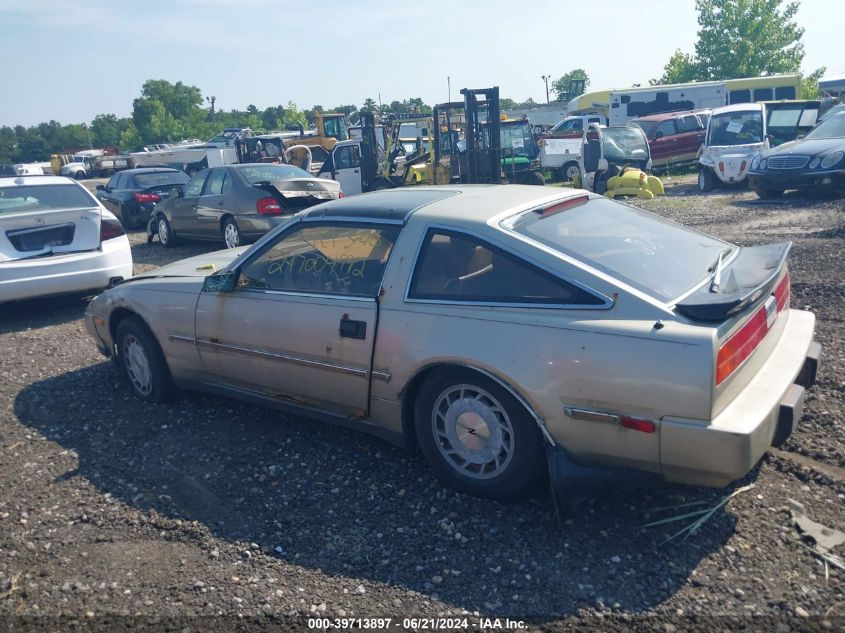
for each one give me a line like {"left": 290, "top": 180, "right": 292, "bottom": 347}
{"left": 353, "top": 169, "right": 359, "bottom": 174}
{"left": 217, "top": 201, "right": 224, "bottom": 206}
{"left": 339, "top": 317, "right": 366, "bottom": 340}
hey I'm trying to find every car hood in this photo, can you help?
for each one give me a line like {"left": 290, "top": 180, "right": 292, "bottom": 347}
{"left": 762, "top": 137, "right": 845, "bottom": 157}
{"left": 134, "top": 247, "right": 249, "bottom": 280}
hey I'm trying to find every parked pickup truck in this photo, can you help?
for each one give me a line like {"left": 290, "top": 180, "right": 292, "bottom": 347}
{"left": 538, "top": 114, "right": 608, "bottom": 181}
{"left": 58, "top": 150, "right": 132, "bottom": 179}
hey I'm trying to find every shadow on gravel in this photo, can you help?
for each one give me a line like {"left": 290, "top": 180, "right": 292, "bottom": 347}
{"left": 0, "top": 293, "right": 95, "bottom": 334}
{"left": 15, "top": 365, "right": 740, "bottom": 619}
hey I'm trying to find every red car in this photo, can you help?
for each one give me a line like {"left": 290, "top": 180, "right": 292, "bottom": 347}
{"left": 631, "top": 111, "right": 710, "bottom": 170}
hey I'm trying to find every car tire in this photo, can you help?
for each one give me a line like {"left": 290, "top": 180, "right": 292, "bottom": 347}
{"left": 156, "top": 214, "right": 177, "bottom": 248}
{"left": 562, "top": 161, "right": 580, "bottom": 183}
{"left": 222, "top": 217, "right": 241, "bottom": 249}
{"left": 754, "top": 187, "right": 784, "bottom": 199}
{"left": 414, "top": 368, "right": 544, "bottom": 499}
{"left": 115, "top": 317, "right": 176, "bottom": 403}
{"left": 698, "top": 167, "right": 715, "bottom": 192}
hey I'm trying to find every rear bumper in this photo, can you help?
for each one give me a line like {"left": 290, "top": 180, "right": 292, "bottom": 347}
{"left": 660, "top": 309, "right": 819, "bottom": 487}
{"left": 0, "top": 237, "right": 133, "bottom": 303}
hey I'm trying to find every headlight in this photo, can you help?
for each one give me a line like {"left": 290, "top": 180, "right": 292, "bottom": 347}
{"left": 759, "top": 159, "right": 767, "bottom": 170}
{"left": 820, "top": 151, "right": 844, "bottom": 169}
{"left": 809, "top": 157, "right": 821, "bottom": 168}
{"left": 750, "top": 155, "right": 761, "bottom": 170}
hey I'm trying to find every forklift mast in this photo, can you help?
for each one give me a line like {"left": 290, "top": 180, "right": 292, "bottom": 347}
{"left": 359, "top": 111, "right": 379, "bottom": 192}
{"left": 461, "top": 86, "right": 501, "bottom": 184}
{"left": 433, "top": 100, "right": 464, "bottom": 183}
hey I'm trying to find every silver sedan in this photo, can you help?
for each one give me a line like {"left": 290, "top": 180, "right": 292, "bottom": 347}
{"left": 85, "top": 186, "right": 820, "bottom": 500}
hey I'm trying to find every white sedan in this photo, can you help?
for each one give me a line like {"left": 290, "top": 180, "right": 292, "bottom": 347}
{"left": 0, "top": 175, "right": 133, "bottom": 303}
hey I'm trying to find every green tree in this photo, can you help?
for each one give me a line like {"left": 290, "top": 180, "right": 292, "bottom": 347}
{"left": 651, "top": 49, "right": 699, "bottom": 85}
{"left": 0, "top": 126, "right": 17, "bottom": 163}
{"left": 551, "top": 69, "right": 590, "bottom": 100}
{"left": 89, "top": 114, "right": 122, "bottom": 148}
{"left": 361, "top": 97, "right": 377, "bottom": 112}
{"left": 800, "top": 66, "right": 826, "bottom": 99}
{"left": 694, "top": 0, "right": 804, "bottom": 80}
{"left": 118, "top": 123, "right": 143, "bottom": 152}
{"left": 499, "top": 97, "right": 519, "bottom": 110}
{"left": 140, "top": 79, "right": 203, "bottom": 120}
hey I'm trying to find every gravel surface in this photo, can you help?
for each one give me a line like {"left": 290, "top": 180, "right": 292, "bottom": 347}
{"left": 0, "top": 177, "right": 843, "bottom": 632}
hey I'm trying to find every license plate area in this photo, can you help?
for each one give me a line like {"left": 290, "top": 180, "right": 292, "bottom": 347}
{"left": 6, "top": 223, "right": 76, "bottom": 252}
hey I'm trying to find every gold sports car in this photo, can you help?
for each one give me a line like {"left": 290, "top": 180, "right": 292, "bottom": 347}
{"left": 84, "top": 186, "right": 820, "bottom": 501}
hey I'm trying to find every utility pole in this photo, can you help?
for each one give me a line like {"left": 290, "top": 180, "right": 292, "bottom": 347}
{"left": 82, "top": 123, "right": 93, "bottom": 149}
{"left": 447, "top": 76, "right": 451, "bottom": 104}
{"left": 206, "top": 95, "right": 216, "bottom": 126}
{"left": 541, "top": 75, "right": 551, "bottom": 104}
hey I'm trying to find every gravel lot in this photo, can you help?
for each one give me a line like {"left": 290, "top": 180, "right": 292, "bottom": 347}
{"left": 1, "top": 177, "right": 843, "bottom": 632}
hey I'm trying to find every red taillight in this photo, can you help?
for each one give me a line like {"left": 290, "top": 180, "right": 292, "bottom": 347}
{"left": 100, "top": 218, "right": 125, "bottom": 242}
{"left": 740, "top": 160, "right": 747, "bottom": 172}
{"left": 133, "top": 192, "right": 161, "bottom": 203}
{"left": 716, "top": 272, "right": 790, "bottom": 385}
{"left": 620, "top": 416, "right": 656, "bottom": 433}
{"left": 256, "top": 196, "right": 282, "bottom": 215}
{"left": 719, "top": 162, "right": 725, "bottom": 172}
{"left": 774, "top": 271, "right": 790, "bottom": 312}
{"left": 338, "top": 191, "right": 345, "bottom": 198}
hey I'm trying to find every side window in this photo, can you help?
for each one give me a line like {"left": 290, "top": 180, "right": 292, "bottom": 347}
{"left": 334, "top": 145, "right": 361, "bottom": 170}
{"left": 656, "top": 120, "right": 676, "bottom": 137}
{"left": 408, "top": 229, "right": 604, "bottom": 306}
{"left": 753, "top": 87, "right": 773, "bottom": 102}
{"left": 203, "top": 170, "right": 228, "bottom": 195}
{"left": 107, "top": 173, "right": 123, "bottom": 190}
{"left": 238, "top": 223, "right": 400, "bottom": 297}
{"left": 730, "top": 89, "right": 751, "bottom": 104}
{"left": 588, "top": 118, "right": 601, "bottom": 124}
{"left": 183, "top": 172, "right": 207, "bottom": 197}
{"left": 775, "top": 86, "right": 796, "bottom": 100}
{"left": 677, "top": 116, "right": 698, "bottom": 133}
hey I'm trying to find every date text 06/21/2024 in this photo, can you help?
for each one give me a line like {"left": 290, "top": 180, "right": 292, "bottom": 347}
{"left": 306, "top": 617, "right": 527, "bottom": 630}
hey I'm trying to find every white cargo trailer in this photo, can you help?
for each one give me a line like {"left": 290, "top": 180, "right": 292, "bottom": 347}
{"left": 608, "top": 81, "right": 727, "bottom": 126}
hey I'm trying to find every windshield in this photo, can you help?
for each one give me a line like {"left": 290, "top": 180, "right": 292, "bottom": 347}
{"left": 0, "top": 184, "right": 97, "bottom": 214}
{"left": 602, "top": 127, "right": 650, "bottom": 162}
{"left": 707, "top": 111, "right": 764, "bottom": 146}
{"left": 237, "top": 164, "right": 313, "bottom": 183}
{"left": 550, "top": 118, "right": 582, "bottom": 133}
{"left": 135, "top": 172, "right": 190, "bottom": 188}
{"left": 506, "top": 195, "right": 731, "bottom": 302}
{"left": 500, "top": 123, "right": 537, "bottom": 158}
{"left": 322, "top": 116, "right": 348, "bottom": 141}
{"left": 630, "top": 120, "right": 658, "bottom": 138}
{"left": 805, "top": 113, "right": 845, "bottom": 140}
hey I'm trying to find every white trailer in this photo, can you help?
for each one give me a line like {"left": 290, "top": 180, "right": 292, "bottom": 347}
{"left": 608, "top": 81, "right": 727, "bottom": 126}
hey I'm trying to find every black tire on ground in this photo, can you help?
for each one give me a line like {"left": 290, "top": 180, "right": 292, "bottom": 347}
{"left": 698, "top": 167, "right": 715, "bottom": 192}
{"left": 156, "top": 213, "right": 177, "bottom": 248}
{"left": 414, "top": 368, "right": 544, "bottom": 499}
{"left": 222, "top": 217, "right": 241, "bottom": 249}
{"left": 115, "top": 316, "right": 176, "bottom": 403}
{"left": 562, "top": 161, "right": 580, "bottom": 183}
{"left": 754, "top": 187, "right": 784, "bottom": 199}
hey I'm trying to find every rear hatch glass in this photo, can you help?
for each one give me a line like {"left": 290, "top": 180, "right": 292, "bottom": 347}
{"left": 504, "top": 195, "right": 731, "bottom": 303}
{"left": 0, "top": 183, "right": 102, "bottom": 261}
{"left": 135, "top": 172, "right": 189, "bottom": 196}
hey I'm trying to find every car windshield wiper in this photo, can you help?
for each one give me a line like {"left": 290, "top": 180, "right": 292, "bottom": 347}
{"left": 709, "top": 248, "right": 733, "bottom": 293}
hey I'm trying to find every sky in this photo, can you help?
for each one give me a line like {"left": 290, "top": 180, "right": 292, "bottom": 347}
{"left": 0, "top": 0, "right": 842, "bottom": 128}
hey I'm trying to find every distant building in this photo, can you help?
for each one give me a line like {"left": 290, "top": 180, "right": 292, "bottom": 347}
{"left": 819, "top": 73, "right": 845, "bottom": 97}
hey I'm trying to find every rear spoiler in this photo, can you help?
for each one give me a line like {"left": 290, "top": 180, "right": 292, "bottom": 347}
{"left": 675, "top": 242, "right": 791, "bottom": 322}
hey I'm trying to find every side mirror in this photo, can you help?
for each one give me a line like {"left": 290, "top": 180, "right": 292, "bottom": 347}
{"left": 202, "top": 271, "right": 237, "bottom": 293}
{"left": 796, "top": 134, "right": 806, "bottom": 140}
{"left": 96, "top": 184, "right": 105, "bottom": 191}
{"left": 170, "top": 187, "right": 183, "bottom": 199}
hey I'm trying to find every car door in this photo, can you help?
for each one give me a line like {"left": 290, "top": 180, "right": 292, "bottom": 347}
{"left": 193, "top": 220, "right": 401, "bottom": 417}
{"left": 330, "top": 144, "right": 363, "bottom": 195}
{"left": 98, "top": 173, "right": 123, "bottom": 214}
{"left": 168, "top": 171, "right": 207, "bottom": 235}
{"left": 650, "top": 119, "right": 678, "bottom": 167}
{"left": 675, "top": 115, "right": 702, "bottom": 162}
{"left": 194, "top": 168, "right": 230, "bottom": 238}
